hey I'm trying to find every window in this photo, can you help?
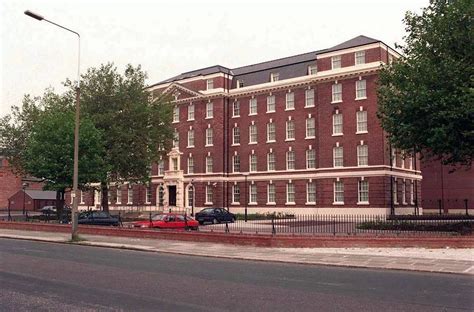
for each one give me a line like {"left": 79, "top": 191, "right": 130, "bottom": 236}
{"left": 172, "top": 158, "right": 178, "bottom": 171}
{"left": 249, "top": 124, "right": 257, "bottom": 144}
{"left": 232, "top": 155, "right": 240, "bottom": 173}
{"left": 356, "top": 110, "right": 368, "bottom": 133}
{"left": 232, "top": 101, "right": 240, "bottom": 117}
{"left": 158, "top": 160, "right": 164, "bottom": 176}
{"left": 206, "top": 185, "right": 213, "bottom": 204}
{"left": 306, "top": 117, "right": 315, "bottom": 138}
{"left": 267, "top": 122, "right": 276, "bottom": 142}
{"left": 308, "top": 65, "right": 317, "bottom": 75}
{"left": 332, "top": 83, "right": 342, "bottom": 102}
{"left": 249, "top": 154, "right": 257, "bottom": 172}
{"left": 286, "top": 92, "right": 295, "bottom": 110}
{"left": 356, "top": 80, "right": 367, "bottom": 99}
{"left": 305, "top": 89, "right": 315, "bottom": 107}
{"left": 188, "top": 104, "right": 194, "bottom": 120}
{"left": 187, "top": 129, "right": 194, "bottom": 147}
{"left": 173, "top": 106, "right": 179, "bottom": 122}
{"left": 286, "top": 150, "right": 295, "bottom": 170}
{"left": 331, "top": 55, "right": 341, "bottom": 69}
{"left": 307, "top": 182, "right": 316, "bottom": 203}
{"left": 116, "top": 188, "right": 121, "bottom": 204}
{"left": 206, "top": 79, "right": 214, "bottom": 90}
{"left": 206, "top": 156, "right": 213, "bottom": 173}
{"left": 127, "top": 186, "right": 133, "bottom": 204}
{"left": 270, "top": 72, "right": 279, "bottom": 82}
{"left": 267, "top": 152, "right": 275, "bottom": 171}
{"left": 355, "top": 51, "right": 366, "bottom": 65}
{"left": 237, "top": 80, "right": 244, "bottom": 88}
{"left": 146, "top": 184, "right": 152, "bottom": 204}
{"left": 333, "top": 146, "right": 343, "bottom": 167}
{"left": 402, "top": 179, "right": 407, "bottom": 204}
{"left": 286, "top": 182, "right": 295, "bottom": 204}
{"left": 187, "top": 157, "right": 194, "bottom": 174}
{"left": 267, "top": 184, "right": 275, "bottom": 204}
{"left": 306, "top": 149, "right": 316, "bottom": 169}
{"left": 249, "top": 98, "right": 257, "bottom": 115}
{"left": 233, "top": 127, "right": 240, "bottom": 145}
{"left": 232, "top": 185, "right": 240, "bottom": 203}
{"left": 332, "top": 113, "right": 343, "bottom": 135}
{"left": 267, "top": 95, "right": 275, "bottom": 112}
{"left": 334, "top": 181, "right": 344, "bottom": 203}
{"left": 358, "top": 180, "right": 369, "bottom": 203}
{"left": 286, "top": 120, "right": 295, "bottom": 140}
{"left": 172, "top": 129, "right": 179, "bottom": 148}
{"left": 249, "top": 184, "right": 257, "bottom": 204}
{"left": 357, "top": 144, "right": 368, "bottom": 166}
{"left": 393, "top": 178, "right": 398, "bottom": 204}
{"left": 410, "top": 180, "right": 415, "bottom": 204}
{"left": 206, "top": 102, "right": 213, "bottom": 118}
{"left": 205, "top": 128, "right": 213, "bottom": 146}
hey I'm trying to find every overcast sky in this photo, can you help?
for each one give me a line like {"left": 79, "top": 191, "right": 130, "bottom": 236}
{"left": 0, "top": 0, "right": 427, "bottom": 117}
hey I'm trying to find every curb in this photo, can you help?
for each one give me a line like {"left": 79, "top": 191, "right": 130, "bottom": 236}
{"left": 1, "top": 234, "right": 472, "bottom": 276}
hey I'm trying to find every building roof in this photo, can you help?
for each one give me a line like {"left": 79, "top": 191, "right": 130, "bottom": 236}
{"left": 150, "top": 35, "right": 382, "bottom": 87}
{"left": 25, "top": 190, "right": 56, "bottom": 200}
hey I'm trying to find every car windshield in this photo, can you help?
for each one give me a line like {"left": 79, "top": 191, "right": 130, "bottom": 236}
{"left": 151, "top": 214, "right": 166, "bottom": 221}
{"left": 200, "top": 208, "right": 214, "bottom": 214}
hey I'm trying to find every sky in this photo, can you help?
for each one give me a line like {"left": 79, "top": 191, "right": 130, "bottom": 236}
{"left": 0, "top": 0, "right": 428, "bottom": 117}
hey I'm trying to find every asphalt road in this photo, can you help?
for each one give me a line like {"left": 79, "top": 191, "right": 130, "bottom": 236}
{"left": 0, "top": 238, "right": 473, "bottom": 312}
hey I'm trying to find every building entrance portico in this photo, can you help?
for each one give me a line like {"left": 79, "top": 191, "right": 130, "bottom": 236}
{"left": 155, "top": 148, "right": 184, "bottom": 211}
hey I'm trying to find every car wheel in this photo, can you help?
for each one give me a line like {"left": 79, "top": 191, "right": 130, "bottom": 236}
{"left": 212, "top": 218, "right": 218, "bottom": 224}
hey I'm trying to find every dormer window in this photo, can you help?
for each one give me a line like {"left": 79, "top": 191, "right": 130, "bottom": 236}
{"left": 331, "top": 56, "right": 341, "bottom": 69}
{"left": 237, "top": 80, "right": 244, "bottom": 88}
{"left": 206, "top": 79, "right": 214, "bottom": 90}
{"left": 308, "top": 65, "right": 317, "bottom": 75}
{"left": 270, "top": 72, "right": 279, "bottom": 82}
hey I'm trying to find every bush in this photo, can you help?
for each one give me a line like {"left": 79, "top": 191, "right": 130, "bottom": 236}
{"left": 357, "top": 221, "right": 473, "bottom": 235}
{"left": 234, "top": 212, "right": 295, "bottom": 221}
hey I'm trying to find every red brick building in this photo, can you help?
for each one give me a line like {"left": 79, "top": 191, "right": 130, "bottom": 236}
{"left": 77, "top": 36, "right": 423, "bottom": 215}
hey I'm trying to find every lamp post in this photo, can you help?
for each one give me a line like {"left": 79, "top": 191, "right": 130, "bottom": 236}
{"left": 242, "top": 173, "right": 249, "bottom": 222}
{"left": 22, "top": 182, "right": 28, "bottom": 215}
{"left": 25, "top": 10, "right": 81, "bottom": 240}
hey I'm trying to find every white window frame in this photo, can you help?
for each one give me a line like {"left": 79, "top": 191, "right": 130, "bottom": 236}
{"left": 187, "top": 129, "right": 195, "bottom": 148}
{"left": 267, "top": 152, "right": 275, "bottom": 171}
{"left": 206, "top": 102, "right": 213, "bottom": 119}
{"left": 355, "top": 51, "right": 366, "bottom": 65}
{"left": 305, "top": 89, "right": 315, "bottom": 107}
{"left": 410, "top": 180, "right": 415, "bottom": 204}
{"left": 332, "top": 83, "right": 342, "bottom": 103}
{"left": 393, "top": 178, "right": 398, "bottom": 204}
{"left": 286, "top": 120, "right": 295, "bottom": 141}
{"left": 205, "top": 185, "right": 213, "bottom": 204}
{"left": 285, "top": 92, "right": 295, "bottom": 110}
{"left": 402, "top": 179, "right": 407, "bottom": 204}
{"left": 206, "top": 79, "right": 214, "bottom": 90}
{"left": 331, "top": 55, "right": 341, "bottom": 69}
{"left": 249, "top": 154, "right": 257, "bottom": 172}
{"left": 232, "top": 101, "right": 240, "bottom": 117}
{"left": 205, "top": 127, "right": 213, "bottom": 146}
{"left": 187, "top": 103, "right": 195, "bottom": 121}
{"left": 358, "top": 180, "right": 369, "bottom": 204}
{"left": 266, "top": 95, "right": 275, "bottom": 113}
{"left": 306, "top": 149, "right": 316, "bottom": 169}
{"left": 267, "top": 122, "right": 276, "bottom": 142}
{"left": 357, "top": 144, "right": 368, "bottom": 166}
{"left": 114, "top": 188, "right": 120, "bottom": 205}
{"left": 232, "top": 127, "right": 240, "bottom": 145}
{"left": 206, "top": 156, "right": 213, "bottom": 173}
{"left": 173, "top": 106, "right": 179, "bottom": 123}
{"left": 249, "top": 124, "right": 257, "bottom": 144}
{"left": 356, "top": 79, "right": 367, "bottom": 99}
{"left": 332, "top": 113, "right": 343, "bottom": 135}
{"left": 187, "top": 156, "right": 194, "bottom": 174}
{"left": 356, "top": 110, "right": 368, "bottom": 133}
{"left": 286, "top": 150, "right": 295, "bottom": 170}
{"left": 308, "top": 65, "right": 317, "bottom": 75}
{"left": 333, "top": 146, "right": 344, "bottom": 167}
{"left": 232, "top": 154, "right": 240, "bottom": 173}
{"left": 172, "top": 129, "right": 179, "bottom": 148}
{"left": 232, "top": 184, "right": 240, "bottom": 204}
{"left": 127, "top": 186, "right": 133, "bottom": 204}
{"left": 306, "top": 117, "right": 315, "bottom": 138}
{"left": 306, "top": 182, "right": 316, "bottom": 204}
{"left": 333, "top": 181, "right": 344, "bottom": 204}
{"left": 270, "top": 72, "right": 279, "bottom": 82}
{"left": 286, "top": 182, "right": 295, "bottom": 204}
{"left": 249, "top": 184, "right": 257, "bottom": 204}
{"left": 158, "top": 160, "right": 165, "bottom": 176}
{"left": 267, "top": 183, "right": 276, "bottom": 204}
{"left": 145, "top": 184, "right": 152, "bottom": 204}
{"left": 249, "top": 98, "right": 257, "bottom": 115}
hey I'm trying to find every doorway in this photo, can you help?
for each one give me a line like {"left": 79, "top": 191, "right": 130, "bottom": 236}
{"left": 168, "top": 185, "right": 177, "bottom": 206}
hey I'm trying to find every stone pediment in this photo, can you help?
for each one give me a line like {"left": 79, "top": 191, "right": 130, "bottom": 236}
{"left": 163, "top": 82, "right": 202, "bottom": 100}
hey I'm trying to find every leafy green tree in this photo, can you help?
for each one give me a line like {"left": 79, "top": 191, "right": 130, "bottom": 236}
{"left": 377, "top": 0, "right": 473, "bottom": 167}
{"left": 75, "top": 63, "right": 174, "bottom": 211}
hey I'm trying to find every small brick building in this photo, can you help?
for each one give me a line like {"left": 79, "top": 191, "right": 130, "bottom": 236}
{"left": 8, "top": 190, "right": 57, "bottom": 211}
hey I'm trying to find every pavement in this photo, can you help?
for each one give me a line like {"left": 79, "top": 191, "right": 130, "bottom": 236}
{"left": 0, "top": 228, "right": 473, "bottom": 275}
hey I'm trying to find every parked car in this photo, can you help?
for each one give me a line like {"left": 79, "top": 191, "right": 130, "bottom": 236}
{"left": 78, "top": 211, "right": 120, "bottom": 226}
{"left": 132, "top": 213, "right": 199, "bottom": 230}
{"left": 195, "top": 208, "right": 236, "bottom": 225}
{"left": 40, "top": 206, "right": 57, "bottom": 214}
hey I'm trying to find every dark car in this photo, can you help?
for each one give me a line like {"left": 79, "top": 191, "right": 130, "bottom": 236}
{"left": 195, "top": 208, "right": 236, "bottom": 225}
{"left": 78, "top": 211, "right": 120, "bottom": 226}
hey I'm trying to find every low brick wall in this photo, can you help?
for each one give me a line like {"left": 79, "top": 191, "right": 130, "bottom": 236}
{"left": 1, "top": 221, "right": 473, "bottom": 248}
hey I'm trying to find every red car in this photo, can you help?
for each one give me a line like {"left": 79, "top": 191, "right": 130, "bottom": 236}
{"left": 132, "top": 213, "right": 199, "bottom": 230}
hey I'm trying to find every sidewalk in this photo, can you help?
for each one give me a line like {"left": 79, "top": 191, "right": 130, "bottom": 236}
{"left": 0, "top": 228, "right": 472, "bottom": 275}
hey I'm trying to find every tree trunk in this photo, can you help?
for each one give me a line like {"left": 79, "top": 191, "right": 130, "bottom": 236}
{"left": 101, "top": 182, "right": 109, "bottom": 212}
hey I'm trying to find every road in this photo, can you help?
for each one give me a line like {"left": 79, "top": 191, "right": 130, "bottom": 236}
{"left": 0, "top": 239, "right": 472, "bottom": 312}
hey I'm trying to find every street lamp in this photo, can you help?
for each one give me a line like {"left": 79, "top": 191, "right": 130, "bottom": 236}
{"left": 25, "top": 10, "right": 81, "bottom": 240}
{"left": 242, "top": 173, "right": 249, "bottom": 222}
{"left": 22, "top": 182, "right": 28, "bottom": 215}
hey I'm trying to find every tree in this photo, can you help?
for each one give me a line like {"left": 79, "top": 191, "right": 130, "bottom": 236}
{"left": 75, "top": 63, "right": 174, "bottom": 211}
{"left": 377, "top": 0, "right": 473, "bottom": 168}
